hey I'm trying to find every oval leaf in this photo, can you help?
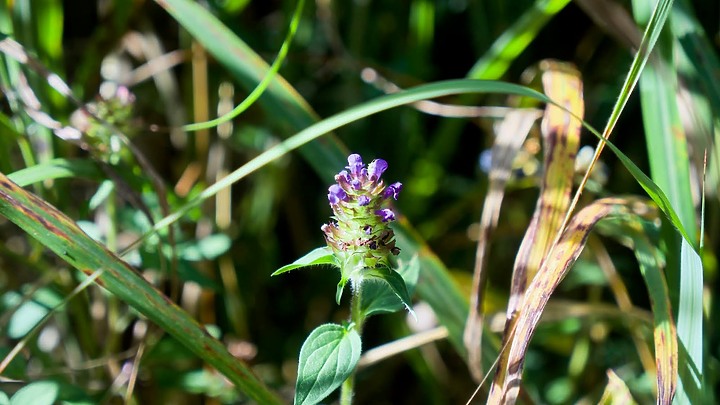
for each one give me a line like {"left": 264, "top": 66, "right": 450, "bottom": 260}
{"left": 361, "top": 256, "right": 420, "bottom": 317}
{"left": 295, "top": 323, "right": 361, "bottom": 405}
{"left": 273, "top": 247, "right": 338, "bottom": 276}
{"left": 362, "top": 267, "right": 416, "bottom": 320}
{"left": 10, "top": 381, "right": 58, "bottom": 405}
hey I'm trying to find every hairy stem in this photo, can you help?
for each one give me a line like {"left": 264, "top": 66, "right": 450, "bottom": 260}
{"left": 341, "top": 276, "right": 365, "bottom": 405}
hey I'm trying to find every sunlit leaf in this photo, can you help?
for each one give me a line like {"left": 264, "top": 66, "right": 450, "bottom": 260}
{"left": 272, "top": 246, "right": 338, "bottom": 276}
{"left": 294, "top": 323, "right": 361, "bottom": 405}
{"left": 362, "top": 267, "right": 415, "bottom": 319}
{"left": 361, "top": 257, "right": 420, "bottom": 317}
{"left": 10, "top": 381, "right": 58, "bottom": 405}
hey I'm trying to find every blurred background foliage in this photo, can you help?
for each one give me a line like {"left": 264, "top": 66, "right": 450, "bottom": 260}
{"left": 0, "top": 0, "right": 718, "bottom": 404}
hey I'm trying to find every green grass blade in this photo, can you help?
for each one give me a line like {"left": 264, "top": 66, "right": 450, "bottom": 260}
{"left": 467, "top": 0, "right": 571, "bottom": 80}
{"left": 631, "top": 0, "right": 696, "bottom": 239}
{"left": 632, "top": 0, "right": 703, "bottom": 402}
{"left": 124, "top": 78, "right": 547, "bottom": 365}
{"left": 154, "top": 0, "right": 347, "bottom": 180}
{"left": 600, "top": 218, "right": 679, "bottom": 403}
{"left": 181, "top": 0, "right": 305, "bottom": 132}
{"left": 0, "top": 173, "right": 283, "bottom": 405}
{"left": 7, "top": 158, "right": 102, "bottom": 187}
{"left": 431, "top": 0, "right": 571, "bottom": 164}
{"left": 130, "top": 80, "right": 551, "bottom": 252}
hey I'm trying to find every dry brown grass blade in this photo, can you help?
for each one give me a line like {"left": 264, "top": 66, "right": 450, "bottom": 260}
{"left": 489, "top": 197, "right": 651, "bottom": 404}
{"left": 487, "top": 60, "right": 583, "bottom": 401}
{"left": 464, "top": 109, "right": 541, "bottom": 382}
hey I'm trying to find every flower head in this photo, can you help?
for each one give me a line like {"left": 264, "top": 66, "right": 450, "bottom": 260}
{"left": 322, "top": 153, "right": 402, "bottom": 270}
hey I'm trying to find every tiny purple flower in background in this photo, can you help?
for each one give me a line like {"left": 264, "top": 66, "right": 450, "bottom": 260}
{"left": 322, "top": 153, "right": 403, "bottom": 269}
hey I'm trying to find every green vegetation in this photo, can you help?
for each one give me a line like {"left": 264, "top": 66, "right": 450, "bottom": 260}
{"left": 0, "top": 0, "right": 717, "bottom": 403}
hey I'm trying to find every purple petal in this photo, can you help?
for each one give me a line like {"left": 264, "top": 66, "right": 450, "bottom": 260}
{"left": 347, "top": 154, "right": 364, "bottom": 177}
{"left": 358, "top": 195, "right": 371, "bottom": 206}
{"left": 335, "top": 171, "right": 352, "bottom": 189}
{"left": 382, "top": 182, "right": 403, "bottom": 200}
{"left": 328, "top": 184, "right": 348, "bottom": 205}
{"left": 367, "top": 159, "right": 388, "bottom": 181}
{"left": 376, "top": 208, "right": 396, "bottom": 222}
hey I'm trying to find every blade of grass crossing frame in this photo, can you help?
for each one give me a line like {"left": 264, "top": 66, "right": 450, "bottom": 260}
{"left": 0, "top": 173, "right": 283, "bottom": 405}
{"left": 488, "top": 61, "right": 583, "bottom": 400}
{"left": 124, "top": 79, "right": 551, "bottom": 368}
{"left": 155, "top": 3, "right": 699, "bottom": 379}
{"left": 488, "top": 198, "right": 670, "bottom": 404}
{"left": 566, "top": 0, "right": 675, "bottom": 247}
{"left": 632, "top": 0, "right": 703, "bottom": 402}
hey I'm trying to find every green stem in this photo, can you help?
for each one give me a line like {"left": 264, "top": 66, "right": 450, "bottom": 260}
{"left": 340, "top": 276, "right": 365, "bottom": 405}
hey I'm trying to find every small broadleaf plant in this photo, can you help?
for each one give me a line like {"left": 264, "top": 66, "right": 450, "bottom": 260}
{"left": 273, "top": 153, "right": 414, "bottom": 405}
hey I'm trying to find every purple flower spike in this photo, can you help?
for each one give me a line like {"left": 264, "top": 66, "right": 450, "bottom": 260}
{"left": 322, "top": 153, "right": 402, "bottom": 266}
{"left": 376, "top": 208, "right": 396, "bottom": 222}
{"left": 358, "top": 195, "right": 371, "bottom": 206}
{"left": 328, "top": 184, "right": 348, "bottom": 205}
{"left": 367, "top": 159, "right": 388, "bottom": 181}
{"left": 347, "top": 154, "right": 364, "bottom": 176}
{"left": 383, "top": 182, "right": 403, "bottom": 200}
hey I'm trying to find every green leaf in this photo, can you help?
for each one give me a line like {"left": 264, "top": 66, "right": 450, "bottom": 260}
{"left": 294, "top": 323, "right": 361, "bottom": 405}
{"left": 272, "top": 247, "right": 338, "bottom": 276}
{"left": 176, "top": 234, "right": 232, "bottom": 261}
{"left": 361, "top": 256, "right": 420, "bottom": 317}
{"left": 1, "top": 289, "right": 61, "bottom": 339}
{"left": 363, "top": 267, "right": 416, "bottom": 320}
{"left": 336, "top": 276, "right": 348, "bottom": 305}
{"left": 10, "top": 381, "right": 58, "bottom": 405}
{"left": 88, "top": 180, "right": 114, "bottom": 211}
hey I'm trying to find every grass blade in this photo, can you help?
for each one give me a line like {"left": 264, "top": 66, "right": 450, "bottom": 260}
{"left": 632, "top": 0, "right": 703, "bottom": 402}
{"left": 488, "top": 61, "right": 584, "bottom": 399}
{"left": 600, "top": 218, "right": 679, "bottom": 404}
{"left": 488, "top": 198, "right": 662, "bottom": 403}
{"left": 7, "top": 158, "right": 102, "bottom": 187}
{"left": 0, "top": 173, "right": 283, "bottom": 405}
{"left": 467, "top": 0, "right": 572, "bottom": 80}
